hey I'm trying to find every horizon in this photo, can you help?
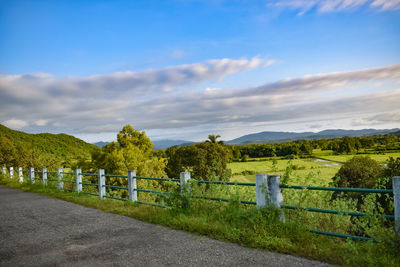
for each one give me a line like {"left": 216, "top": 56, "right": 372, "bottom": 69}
{"left": 2, "top": 123, "right": 398, "bottom": 143}
{"left": 1, "top": 0, "right": 399, "bottom": 143}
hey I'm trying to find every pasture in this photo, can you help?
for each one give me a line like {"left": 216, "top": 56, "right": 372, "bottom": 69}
{"left": 228, "top": 150, "right": 400, "bottom": 186}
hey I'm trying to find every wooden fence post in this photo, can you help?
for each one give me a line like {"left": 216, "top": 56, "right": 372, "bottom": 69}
{"left": 42, "top": 168, "right": 47, "bottom": 186}
{"left": 57, "top": 168, "right": 63, "bottom": 190}
{"left": 180, "top": 172, "right": 191, "bottom": 193}
{"left": 128, "top": 170, "right": 137, "bottom": 202}
{"left": 98, "top": 169, "right": 105, "bottom": 199}
{"left": 1, "top": 166, "right": 6, "bottom": 175}
{"left": 9, "top": 167, "right": 13, "bottom": 179}
{"left": 75, "top": 169, "right": 82, "bottom": 193}
{"left": 29, "top": 168, "right": 34, "bottom": 183}
{"left": 18, "top": 167, "right": 23, "bottom": 183}
{"left": 393, "top": 176, "right": 400, "bottom": 235}
{"left": 256, "top": 174, "right": 268, "bottom": 208}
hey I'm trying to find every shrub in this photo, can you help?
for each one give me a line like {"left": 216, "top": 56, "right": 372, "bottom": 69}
{"left": 332, "top": 156, "right": 384, "bottom": 189}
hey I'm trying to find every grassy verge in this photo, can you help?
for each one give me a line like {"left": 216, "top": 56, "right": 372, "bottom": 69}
{"left": 1, "top": 175, "right": 399, "bottom": 266}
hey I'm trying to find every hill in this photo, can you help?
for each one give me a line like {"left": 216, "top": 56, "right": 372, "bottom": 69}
{"left": 0, "top": 124, "right": 99, "bottom": 168}
{"left": 226, "top": 128, "right": 400, "bottom": 145}
{"left": 153, "top": 139, "right": 194, "bottom": 149}
{"left": 93, "top": 141, "right": 110, "bottom": 147}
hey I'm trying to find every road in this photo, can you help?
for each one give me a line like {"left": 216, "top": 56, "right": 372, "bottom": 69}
{"left": 0, "top": 186, "right": 330, "bottom": 266}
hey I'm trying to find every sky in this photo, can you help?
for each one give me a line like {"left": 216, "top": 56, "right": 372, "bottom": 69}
{"left": 0, "top": 0, "right": 400, "bottom": 143}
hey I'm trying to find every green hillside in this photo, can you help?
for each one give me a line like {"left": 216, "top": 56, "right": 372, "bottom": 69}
{"left": 0, "top": 124, "right": 99, "bottom": 169}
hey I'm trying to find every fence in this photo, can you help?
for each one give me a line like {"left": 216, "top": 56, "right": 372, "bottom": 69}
{"left": 1, "top": 166, "right": 399, "bottom": 241}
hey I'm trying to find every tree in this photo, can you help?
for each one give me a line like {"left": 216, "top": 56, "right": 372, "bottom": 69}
{"left": 166, "top": 137, "right": 231, "bottom": 181}
{"left": 83, "top": 125, "right": 166, "bottom": 197}
{"left": 338, "top": 137, "right": 356, "bottom": 154}
{"left": 206, "top": 134, "right": 224, "bottom": 145}
{"left": 117, "top": 125, "right": 153, "bottom": 153}
{"left": 331, "top": 156, "right": 385, "bottom": 208}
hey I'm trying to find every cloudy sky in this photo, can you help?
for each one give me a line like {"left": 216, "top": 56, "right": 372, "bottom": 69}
{"left": 1, "top": 0, "right": 399, "bottom": 143}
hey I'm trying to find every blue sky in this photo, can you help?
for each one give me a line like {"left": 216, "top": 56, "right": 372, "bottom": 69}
{"left": 1, "top": 0, "right": 399, "bottom": 142}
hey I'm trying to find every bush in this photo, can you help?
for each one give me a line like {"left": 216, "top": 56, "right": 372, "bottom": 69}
{"left": 331, "top": 156, "right": 398, "bottom": 216}
{"left": 332, "top": 156, "right": 384, "bottom": 189}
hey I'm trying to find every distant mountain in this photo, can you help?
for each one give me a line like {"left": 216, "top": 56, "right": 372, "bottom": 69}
{"left": 392, "top": 130, "right": 400, "bottom": 137}
{"left": 226, "top": 128, "right": 400, "bottom": 145}
{"left": 153, "top": 139, "right": 194, "bottom": 150}
{"left": 93, "top": 141, "right": 110, "bottom": 147}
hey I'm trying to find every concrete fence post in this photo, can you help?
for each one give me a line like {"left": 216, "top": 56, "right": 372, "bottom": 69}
{"left": 57, "top": 168, "right": 63, "bottom": 190}
{"left": 180, "top": 172, "right": 191, "bottom": 193}
{"left": 29, "top": 168, "right": 35, "bottom": 183}
{"left": 255, "top": 174, "right": 268, "bottom": 208}
{"left": 9, "top": 167, "right": 13, "bottom": 179}
{"left": 18, "top": 167, "right": 23, "bottom": 183}
{"left": 98, "top": 169, "right": 105, "bottom": 199}
{"left": 128, "top": 170, "right": 137, "bottom": 202}
{"left": 1, "top": 166, "right": 6, "bottom": 175}
{"left": 267, "top": 174, "right": 285, "bottom": 222}
{"left": 75, "top": 169, "right": 82, "bottom": 193}
{"left": 393, "top": 176, "right": 400, "bottom": 235}
{"left": 42, "top": 168, "right": 47, "bottom": 186}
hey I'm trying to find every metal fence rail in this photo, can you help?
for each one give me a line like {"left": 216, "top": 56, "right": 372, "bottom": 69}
{"left": 280, "top": 184, "right": 393, "bottom": 194}
{"left": 2, "top": 166, "right": 399, "bottom": 241}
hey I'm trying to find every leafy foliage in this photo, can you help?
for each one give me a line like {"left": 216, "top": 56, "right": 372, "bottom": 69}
{"left": 332, "top": 156, "right": 384, "bottom": 189}
{"left": 0, "top": 124, "right": 98, "bottom": 169}
{"left": 166, "top": 138, "right": 232, "bottom": 180}
{"left": 228, "top": 134, "right": 400, "bottom": 160}
{"left": 331, "top": 156, "right": 400, "bottom": 216}
{"left": 79, "top": 125, "right": 166, "bottom": 198}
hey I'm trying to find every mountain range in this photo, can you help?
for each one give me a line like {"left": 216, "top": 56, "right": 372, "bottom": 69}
{"left": 93, "top": 128, "right": 399, "bottom": 149}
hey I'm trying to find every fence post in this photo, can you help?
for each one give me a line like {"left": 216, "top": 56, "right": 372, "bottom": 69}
{"left": 128, "top": 170, "right": 137, "bottom": 202}
{"left": 98, "top": 169, "right": 105, "bottom": 199}
{"left": 42, "top": 168, "right": 47, "bottom": 186}
{"left": 18, "top": 167, "right": 23, "bottom": 183}
{"left": 1, "top": 166, "right": 6, "bottom": 175}
{"left": 255, "top": 174, "right": 268, "bottom": 208}
{"left": 75, "top": 169, "right": 82, "bottom": 193}
{"left": 9, "top": 167, "right": 13, "bottom": 179}
{"left": 180, "top": 172, "right": 191, "bottom": 193}
{"left": 57, "top": 168, "right": 63, "bottom": 190}
{"left": 267, "top": 175, "right": 285, "bottom": 222}
{"left": 393, "top": 176, "right": 400, "bottom": 235}
{"left": 29, "top": 168, "right": 34, "bottom": 183}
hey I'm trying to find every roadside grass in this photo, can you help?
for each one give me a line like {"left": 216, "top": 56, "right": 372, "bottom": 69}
{"left": 1, "top": 175, "right": 399, "bottom": 266}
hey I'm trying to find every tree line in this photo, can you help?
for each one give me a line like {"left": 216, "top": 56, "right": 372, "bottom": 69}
{"left": 226, "top": 134, "right": 400, "bottom": 161}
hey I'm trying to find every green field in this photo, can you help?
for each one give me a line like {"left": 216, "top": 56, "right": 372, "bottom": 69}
{"left": 228, "top": 150, "right": 400, "bottom": 187}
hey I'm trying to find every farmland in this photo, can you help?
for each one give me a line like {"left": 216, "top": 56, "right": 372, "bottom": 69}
{"left": 228, "top": 149, "right": 400, "bottom": 186}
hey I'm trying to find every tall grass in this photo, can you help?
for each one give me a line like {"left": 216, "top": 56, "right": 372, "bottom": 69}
{"left": 1, "top": 171, "right": 399, "bottom": 266}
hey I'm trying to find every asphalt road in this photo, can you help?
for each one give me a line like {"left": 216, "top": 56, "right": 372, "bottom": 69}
{"left": 0, "top": 186, "right": 330, "bottom": 266}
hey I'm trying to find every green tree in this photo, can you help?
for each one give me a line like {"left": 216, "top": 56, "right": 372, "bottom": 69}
{"left": 117, "top": 124, "right": 153, "bottom": 153}
{"left": 206, "top": 134, "right": 224, "bottom": 145}
{"left": 83, "top": 125, "right": 166, "bottom": 197}
{"left": 166, "top": 137, "right": 231, "bottom": 181}
{"left": 338, "top": 137, "right": 356, "bottom": 154}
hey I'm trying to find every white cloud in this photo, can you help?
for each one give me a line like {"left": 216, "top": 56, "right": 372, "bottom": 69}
{"left": 269, "top": 0, "right": 400, "bottom": 14}
{"left": 34, "top": 119, "right": 48, "bottom": 126}
{"left": 0, "top": 60, "right": 399, "bottom": 140}
{"left": 2, "top": 119, "right": 28, "bottom": 129}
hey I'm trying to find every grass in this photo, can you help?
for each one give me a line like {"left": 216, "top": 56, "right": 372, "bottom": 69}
{"left": 228, "top": 150, "right": 400, "bottom": 185}
{"left": 1, "top": 174, "right": 399, "bottom": 266}
{"left": 228, "top": 158, "right": 340, "bottom": 186}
